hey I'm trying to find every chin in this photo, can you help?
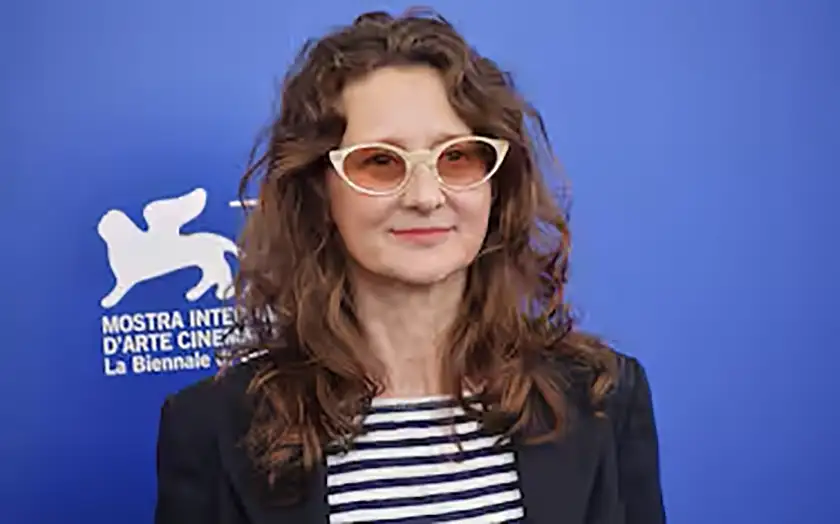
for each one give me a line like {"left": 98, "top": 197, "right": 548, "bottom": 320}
{"left": 382, "top": 263, "right": 467, "bottom": 287}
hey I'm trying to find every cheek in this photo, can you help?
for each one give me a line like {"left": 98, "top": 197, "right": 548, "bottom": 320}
{"left": 455, "top": 187, "right": 493, "bottom": 240}
{"left": 326, "top": 175, "right": 390, "bottom": 247}
{"left": 327, "top": 176, "right": 360, "bottom": 237}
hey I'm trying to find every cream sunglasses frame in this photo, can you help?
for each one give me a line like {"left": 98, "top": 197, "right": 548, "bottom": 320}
{"left": 328, "top": 135, "right": 510, "bottom": 196}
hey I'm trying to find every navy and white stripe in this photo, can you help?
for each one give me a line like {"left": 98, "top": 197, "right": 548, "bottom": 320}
{"left": 326, "top": 395, "right": 525, "bottom": 523}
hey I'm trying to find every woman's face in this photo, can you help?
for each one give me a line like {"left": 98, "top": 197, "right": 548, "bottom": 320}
{"left": 326, "top": 65, "right": 493, "bottom": 286}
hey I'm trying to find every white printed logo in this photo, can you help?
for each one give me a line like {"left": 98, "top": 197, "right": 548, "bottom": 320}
{"left": 98, "top": 187, "right": 238, "bottom": 309}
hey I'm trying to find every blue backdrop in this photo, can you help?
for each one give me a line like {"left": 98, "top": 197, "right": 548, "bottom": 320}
{"left": 2, "top": 1, "right": 838, "bottom": 522}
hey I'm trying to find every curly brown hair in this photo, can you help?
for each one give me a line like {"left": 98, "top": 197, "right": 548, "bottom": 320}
{"left": 223, "top": 8, "right": 618, "bottom": 501}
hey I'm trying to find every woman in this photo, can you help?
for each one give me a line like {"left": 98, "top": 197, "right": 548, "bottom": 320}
{"left": 155, "top": 9, "right": 665, "bottom": 524}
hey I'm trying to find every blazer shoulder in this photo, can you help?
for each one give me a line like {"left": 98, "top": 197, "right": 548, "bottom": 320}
{"left": 541, "top": 347, "right": 653, "bottom": 426}
{"left": 159, "top": 357, "right": 267, "bottom": 460}
{"left": 157, "top": 355, "right": 263, "bottom": 455}
{"left": 540, "top": 346, "right": 625, "bottom": 398}
{"left": 608, "top": 351, "right": 651, "bottom": 419}
{"left": 163, "top": 355, "right": 265, "bottom": 417}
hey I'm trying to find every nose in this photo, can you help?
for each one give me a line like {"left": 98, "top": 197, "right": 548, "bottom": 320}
{"left": 400, "top": 162, "right": 444, "bottom": 212}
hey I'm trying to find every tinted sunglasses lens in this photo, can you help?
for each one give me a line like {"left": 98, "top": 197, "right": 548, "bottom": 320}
{"left": 436, "top": 139, "right": 498, "bottom": 188}
{"left": 342, "top": 147, "right": 406, "bottom": 192}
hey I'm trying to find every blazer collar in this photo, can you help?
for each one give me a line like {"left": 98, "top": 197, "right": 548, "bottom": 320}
{"left": 216, "top": 370, "right": 607, "bottom": 524}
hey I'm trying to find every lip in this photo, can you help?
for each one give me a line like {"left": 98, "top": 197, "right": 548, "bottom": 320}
{"left": 391, "top": 227, "right": 453, "bottom": 235}
{"left": 390, "top": 226, "right": 453, "bottom": 244}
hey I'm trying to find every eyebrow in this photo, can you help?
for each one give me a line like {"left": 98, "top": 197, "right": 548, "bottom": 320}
{"left": 349, "top": 132, "right": 470, "bottom": 149}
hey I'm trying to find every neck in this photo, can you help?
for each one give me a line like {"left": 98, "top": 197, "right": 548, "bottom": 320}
{"left": 349, "top": 267, "right": 465, "bottom": 399}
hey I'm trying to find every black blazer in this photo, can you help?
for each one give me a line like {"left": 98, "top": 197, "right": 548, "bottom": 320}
{"left": 154, "top": 354, "right": 665, "bottom": 523}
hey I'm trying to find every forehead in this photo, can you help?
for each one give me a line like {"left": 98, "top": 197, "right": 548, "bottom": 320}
{"left": 339, "top": 65, "right": 472, "bottom": 148}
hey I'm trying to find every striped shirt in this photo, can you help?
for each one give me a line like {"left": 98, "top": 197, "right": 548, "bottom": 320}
{"left": 325, "top": 395, "right": 525, "bottom": 523}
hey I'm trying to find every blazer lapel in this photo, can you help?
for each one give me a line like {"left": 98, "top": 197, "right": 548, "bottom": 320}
{"left": 515, "top": 409, "right": 608, "bottom": 524}
{"left": 212, "top": 359, "right": 609, "bottom": 524}
{"left": 218, "top": 416, "right": 605, "bottom": 524}
{"left": 216, "top": 378, "right": 329, "bottom": 524}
